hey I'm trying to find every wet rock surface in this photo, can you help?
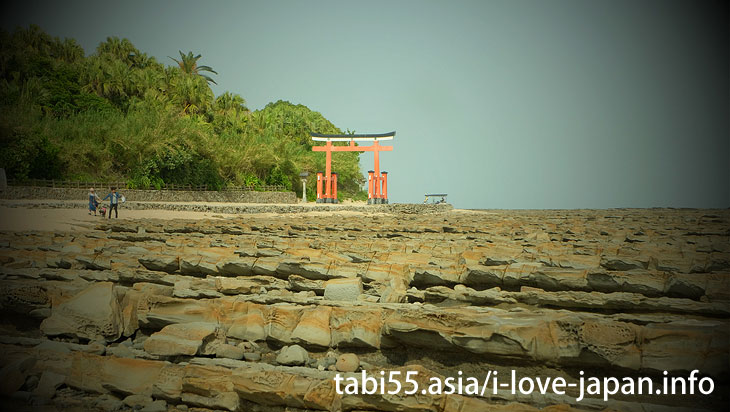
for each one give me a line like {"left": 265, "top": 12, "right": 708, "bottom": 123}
{"left": 0, "top": 207, "right": 728, "bottom": 411}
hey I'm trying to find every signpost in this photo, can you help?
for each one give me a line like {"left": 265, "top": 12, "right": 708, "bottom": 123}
{"left": 299, "top": 171, "right": 309, "bottom": 203}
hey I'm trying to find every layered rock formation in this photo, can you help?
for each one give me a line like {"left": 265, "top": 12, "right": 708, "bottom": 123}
{"left": 0, "top": 208, "right": 728, "bottom": 411}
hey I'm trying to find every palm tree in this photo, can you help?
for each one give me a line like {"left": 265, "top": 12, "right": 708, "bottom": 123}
{"left": 169, "top": 51, "right": 217, "bottom": 84}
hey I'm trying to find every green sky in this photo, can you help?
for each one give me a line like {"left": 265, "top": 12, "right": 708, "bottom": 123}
{"left": 2, "top": 0, "right": 728, "bottom": 208}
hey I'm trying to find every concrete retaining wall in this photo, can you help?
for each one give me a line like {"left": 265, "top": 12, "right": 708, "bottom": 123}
{"left": 0, "top": 186, "right": 297, "bottom": 204}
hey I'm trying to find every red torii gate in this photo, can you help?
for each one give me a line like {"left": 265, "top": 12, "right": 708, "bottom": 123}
{"left": 311, "top": 132, "right": 394, "bottom": 204}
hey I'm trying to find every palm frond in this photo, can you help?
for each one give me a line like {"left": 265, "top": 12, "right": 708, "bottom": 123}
{"left": 196, "top": 65, "right": 217, "bottom": 74}
{"left": 200, "top": 74, "right": 217, "bottom": 85}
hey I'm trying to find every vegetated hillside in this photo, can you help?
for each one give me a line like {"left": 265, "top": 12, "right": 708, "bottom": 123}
{"left": 0, "top": 25, "right": 365, "bottom": 199}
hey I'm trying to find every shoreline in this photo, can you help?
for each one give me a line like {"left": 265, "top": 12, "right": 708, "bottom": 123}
{"left": 0, "top": 199, "right": 453, "bottom": 215}
{"left": 0, "top": 200, "right": 453, "bottom": 232}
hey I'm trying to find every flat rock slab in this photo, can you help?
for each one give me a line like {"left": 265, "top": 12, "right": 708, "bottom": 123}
{"left": 324, "top": 278, "right": 363, "bottom": 301}
{"left": 144, "top": 322, "right": 218, "bottom": 356}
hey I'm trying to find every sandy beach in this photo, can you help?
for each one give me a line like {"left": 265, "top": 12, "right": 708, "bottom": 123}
{"left": 0, "top": 206, "right": 242, "bottom": 232}
{"left": 0, "top": 200, "right": 390, "bottom": 232}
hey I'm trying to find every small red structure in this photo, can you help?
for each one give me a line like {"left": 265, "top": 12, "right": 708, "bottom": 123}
{"left": 311, "top": 132, "right": 394, "bottom": 204}
{"left": 316, "top": 172, "right": 323, "bottom": 202}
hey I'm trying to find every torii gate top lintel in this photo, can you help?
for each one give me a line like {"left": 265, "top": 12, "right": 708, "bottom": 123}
{"left": 310, "top": 131, "right": 395, "bottom": 142}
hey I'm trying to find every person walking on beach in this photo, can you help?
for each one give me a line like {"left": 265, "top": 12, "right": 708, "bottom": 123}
{"left": 88, "top": 188, "right": 100, "bottom": 215}
{"left": 102, "top": 187, "right": 124, "bottom": 219}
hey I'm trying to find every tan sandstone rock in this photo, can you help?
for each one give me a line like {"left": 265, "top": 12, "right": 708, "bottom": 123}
{"left": 335, "top": 353, "right": 359, "bottom": 372}
{"left": 40, "top": 281, "right": 123, "bottom": 342}
{"left": 144, "top": 322, "right": 219, "bottom": 356}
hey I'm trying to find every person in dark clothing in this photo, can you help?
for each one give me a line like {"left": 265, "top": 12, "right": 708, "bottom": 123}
{"left": 102, "top": 187, "right": 124, "bottom": 219}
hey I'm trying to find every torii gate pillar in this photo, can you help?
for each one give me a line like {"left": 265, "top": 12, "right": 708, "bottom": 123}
{"left": 311, "top": 132, "right": 395, "bottom": 204}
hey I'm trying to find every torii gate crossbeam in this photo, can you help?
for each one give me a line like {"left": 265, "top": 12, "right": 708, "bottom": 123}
{"left": 311, "top": 132, "right": 395, "bottom": 204}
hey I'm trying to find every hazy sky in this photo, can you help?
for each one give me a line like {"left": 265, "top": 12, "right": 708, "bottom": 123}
{"left": 2, "top": 0, "right": 728, "bottom": 209}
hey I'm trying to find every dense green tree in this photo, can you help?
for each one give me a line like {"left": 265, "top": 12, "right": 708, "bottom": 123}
{"left": 215, "top": 91, "right": 247, "bottom": 114}
{"left": 51, "top": 38, "right": 84, "bottom": 64}
{"left": 211, "top": 91, "right": 248, "bottom": 134}
{"left": 0, "top": 25, "right": 365, "bottom": 198}
{"left": 80, "top": 57, "right": 132, "bottom": 109}
{"left": 96, "top": 36, "right": 140, "bottom": 66}
{"left": 131, "top": 66, "right": 164, "bottom": 96}
{"left": 169, "top": 73, "right": 213, "bottom": 115}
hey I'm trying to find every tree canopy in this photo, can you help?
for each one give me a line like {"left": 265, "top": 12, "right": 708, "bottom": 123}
{"left": 0, "top": 25, "right": 366, "bottom": 199}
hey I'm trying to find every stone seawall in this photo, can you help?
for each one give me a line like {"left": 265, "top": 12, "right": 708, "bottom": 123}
{"left": 0, "top": 186, "right": 297, "bottom": 203}
{"left": 0, "top": 199, "right": 454, "bottom": 214}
